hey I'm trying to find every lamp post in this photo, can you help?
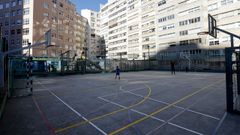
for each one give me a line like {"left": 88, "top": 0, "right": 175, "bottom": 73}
{"left": 143, "top": 53, "right": 146, "bottom": 70}
{"left": 147, "top": 45, "right": 150, "bottom": 70}
{"left": 83, "top": 47, "right": 88, "bottom": 73}
{"left": 119, "top": 53, "right": 123, "bottom": 70}
{"left": 104, "top": 50, "right": 107, "bottom": 73}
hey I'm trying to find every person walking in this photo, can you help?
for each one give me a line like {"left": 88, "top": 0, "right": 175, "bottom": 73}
{"left": 115, "top": 66, "right": 120, "bottom": 80}
{"left": 171, "top": 61, "right": 175, "bottom": 75}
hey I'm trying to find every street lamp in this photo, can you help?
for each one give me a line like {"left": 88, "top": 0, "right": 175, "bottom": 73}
{"left": 82, "top": 47, "right": 88, "bottom": 73}
{"left": 147, "top": 45, "right": 150, "bottom": 70}
{"left": 143, "top": 53, "right": 146, "bottom": 70}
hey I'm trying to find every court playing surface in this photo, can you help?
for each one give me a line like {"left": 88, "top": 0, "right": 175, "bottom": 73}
{"left": 1, "top": 71, "right": 240, "bottom": 135}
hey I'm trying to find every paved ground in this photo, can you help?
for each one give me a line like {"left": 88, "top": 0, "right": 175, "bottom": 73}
{"left": 0, "top": 71, "right": 240, "bottom": 135}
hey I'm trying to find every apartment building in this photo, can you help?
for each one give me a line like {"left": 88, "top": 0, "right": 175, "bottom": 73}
{"left": 0, "top": 0, "right": 30, "bottom": 55}
{"left": 0, "top": 0, "right": 89, "bottom": 58}
{"left": 101, "top": 0, "right": 129, "bottom": 59}
{"left": 75, "top": 13, "right": 89, "bottom": 58}
{"left": 100, "top": 0, "right": 240, "bottom": 61}
{"left": 81, "top": 9, "right": 105, "bottom": 61}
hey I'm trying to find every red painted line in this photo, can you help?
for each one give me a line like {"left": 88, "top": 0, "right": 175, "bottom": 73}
{"left": 32, "top": 96, "right": 56, "bottom": 135}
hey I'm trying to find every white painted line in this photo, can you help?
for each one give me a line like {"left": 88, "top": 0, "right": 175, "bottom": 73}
{"left": 169, "top": 122, "right": 204, "bottom": 135}
{"left": 99, "top": 87, "right": 145, "bottom": 98}
{"left": 212, "top": 112, "right": 227, "bottom": 135}
{"left": 98, "top": 97, "right": 203, "bottom": 135}
{"left": 123, "top": 89, "right": 220, "bottom": 121}
{"left": 98, "top": 97, "right": 165, "bottom": 123}
{"left": 36, "top": 80, "right": 107, "bottom": 135}
{"left": 144, "top": 82, "right": 222, "bottom": 135}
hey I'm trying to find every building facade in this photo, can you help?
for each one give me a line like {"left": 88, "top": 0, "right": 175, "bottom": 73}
{"left": 81, "top": 9, "right": 105, "bottom": 61}
{"left": 75, "top": 13, "right": 89, "bottom": 58}
{"left": 100, "top": 0, "right": 240, "bottom": 61}
{"left": 0, "top": 0, "right": 89, "bottom": 59}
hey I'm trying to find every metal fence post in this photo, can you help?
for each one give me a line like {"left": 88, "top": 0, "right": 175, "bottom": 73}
{"left": 225, "top": 48, "right": 233, "bottom": 113}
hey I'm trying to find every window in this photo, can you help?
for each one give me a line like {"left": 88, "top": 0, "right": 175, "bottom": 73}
{"left": 11, "top": 30, "right": 15, "bottom": 35}
{"left": 22, "top": 39, "right": 29, "bottom": 45}
{"left": 5, "top": 21, "right": 9, "bottom": 26}
{"left": 17, "top": 9, "right": 22, "bottom": 15}
{"left": 18, "top": 0, "right": 22, "bottom": 5}
{"left": 0, "top": 4, "right": 3, "bottom": 9}
{"left": 180, "top": 30, "right": 188, "bottom": 36}
{"left": 5, "top": 12, "right": 10, "bottom": 17}
{"left": 22, "top": 28, "right": 29, "bottom": 35}
{"left": 158, "top": 0, "right": 166, "bottom": 6}
{"left": 221, "top": 0, "right": 233, "bottom": 5}
{"left": 43, "top": 3, "right": 48, "bottom": 9}
{"left": 11, "top": 20, "right": 15, "bottom": 26}
{"left": 23, "top": 8, "right": 29, "bottom": 15}
{"left": 12, "top": 1, "right": 16, "bottom": 7}
{"left": 23, "top": 18, "right": 29, "bottom": 25}
{"left": 43, "top": 13, "right": 49, "bottom": 17}
{"left": 208, "top": 3, "right": 218, "bottom": 11}
{"left": 17, "top": 29, "right": 21, "bottom": 34}
{"left": 16, "top": 19, "right": 22, "bottom": 25}
{"left": 11, "top": 39, "right": 15, "bottom": 45}
{"left": 179, "top": 17, "right": 200, "bottom": 26}
{"left": 23, "top": 0, "right": 29, "bottom": 5}
{"left": 12, "top": 11, "right": 16, "bottom": 16}
{"left": 6, "top": 3, "right": 10, "bottom": 8}
{"left": 16, "top": 39, "right": 21, "bottom": 45}
{"left": 158, "top": 15, "right": 175, "bottom": 23}
{"left": 5, "top": 30, "right": 9, "bottom": 36}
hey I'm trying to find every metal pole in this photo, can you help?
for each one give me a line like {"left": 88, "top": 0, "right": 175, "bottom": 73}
{"left": 225, "top": 48, "right": 234, "bottom": 113}
{"left": 85, "top": 48, "right": 87, "bottom": 73}
{"left": 143, "top": 53, "right": 146, "bottom": 70}
{"left": 120, "top": 53, "right": 122, "bottom": 70}
{"left": 104, "top": 50, "right": 106, "bottom": 73}
{"left": 148, "top": 45, "right": 150, "bottom": 70}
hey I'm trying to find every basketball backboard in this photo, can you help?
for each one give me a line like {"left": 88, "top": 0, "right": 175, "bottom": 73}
{"left": 208, "top": 14, "right": 217, "bottom": 38}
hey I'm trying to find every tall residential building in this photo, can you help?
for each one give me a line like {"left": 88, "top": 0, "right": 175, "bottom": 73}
{"left": 0, "top": 0, "right": 32, "bottom": 55}
{"left": 81, "top": 9, "right": 105, "bottom": 61}
{"left": 75, "top": 13, "right": 89, "bottom": 58}
{"left": 100, "top": 0, "right": 240, "bottom": 60}
{"left": 0, "top": 0, "right": 88, "bottom": 58}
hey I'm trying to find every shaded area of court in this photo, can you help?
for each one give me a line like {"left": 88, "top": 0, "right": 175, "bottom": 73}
{"left": 0, "top": 71, "right": 240, "bottom": 135}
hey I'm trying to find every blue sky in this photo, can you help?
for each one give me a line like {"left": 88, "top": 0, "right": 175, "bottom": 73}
{"left": 71, "top": 0, "right": 108, "bottom": 12}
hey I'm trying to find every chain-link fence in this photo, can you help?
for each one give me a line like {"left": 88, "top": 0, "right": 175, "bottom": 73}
{"left": 105, "top": 56, "right": 225, "bottom": 72}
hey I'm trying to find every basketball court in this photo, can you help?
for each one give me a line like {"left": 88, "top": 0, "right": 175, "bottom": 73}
{"left": 1, "top": 71, "right": 239, "bottom": 135}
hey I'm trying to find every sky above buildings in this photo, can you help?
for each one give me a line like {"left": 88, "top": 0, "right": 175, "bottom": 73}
{"left": 71, "top": 0, "right": 108, "bottom": 12}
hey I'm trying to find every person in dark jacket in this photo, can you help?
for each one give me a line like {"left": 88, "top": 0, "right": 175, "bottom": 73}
{"left": 115, "top": 66, "right": 120, "bottom": 80}
{"left": 171, "top": 61, "right": 175, "bottom": 75}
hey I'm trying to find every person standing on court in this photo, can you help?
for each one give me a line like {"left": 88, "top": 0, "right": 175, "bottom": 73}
{"left": 171, "top": 61, "right": 175, "bottom": 75}
{"left": 115, "top": 66, "right": 120, "bottom": 80}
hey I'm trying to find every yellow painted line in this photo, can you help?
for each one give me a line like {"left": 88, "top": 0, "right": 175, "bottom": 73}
{"left": 108, "top": 79, "right": 224, "bottom": 135}
{"left": 55, "top": 84, "right": 152, "bottom": 134}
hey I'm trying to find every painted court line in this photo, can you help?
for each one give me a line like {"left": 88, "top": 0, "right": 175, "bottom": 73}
{"left": 146, "top": 81, "right": 223, "bottom": 135}
{"left": 54, "top": 84, "right": 152, "bottom": 133}
{"left": 99, "top": 87, "right": 146, "bottom": 98}
{"left": 98, "top": 97, "right": 203, "bottom": 135}
{"left": 121, "top": 87, "right": 221, "bottom": 121}
{"left": 212, "top": 112, "right": 228, "bottom": 135}
{"left": 108, "top": 80, "right": 224, "bottom": 135}
{"left": 98, "top": 97, "right": 165, "bottom": 123}
{"left": 32, "top": 96, "right": 56, "bottom": 135}
{"left": 36, "top": 80, "right": 107, "bottom": 135}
